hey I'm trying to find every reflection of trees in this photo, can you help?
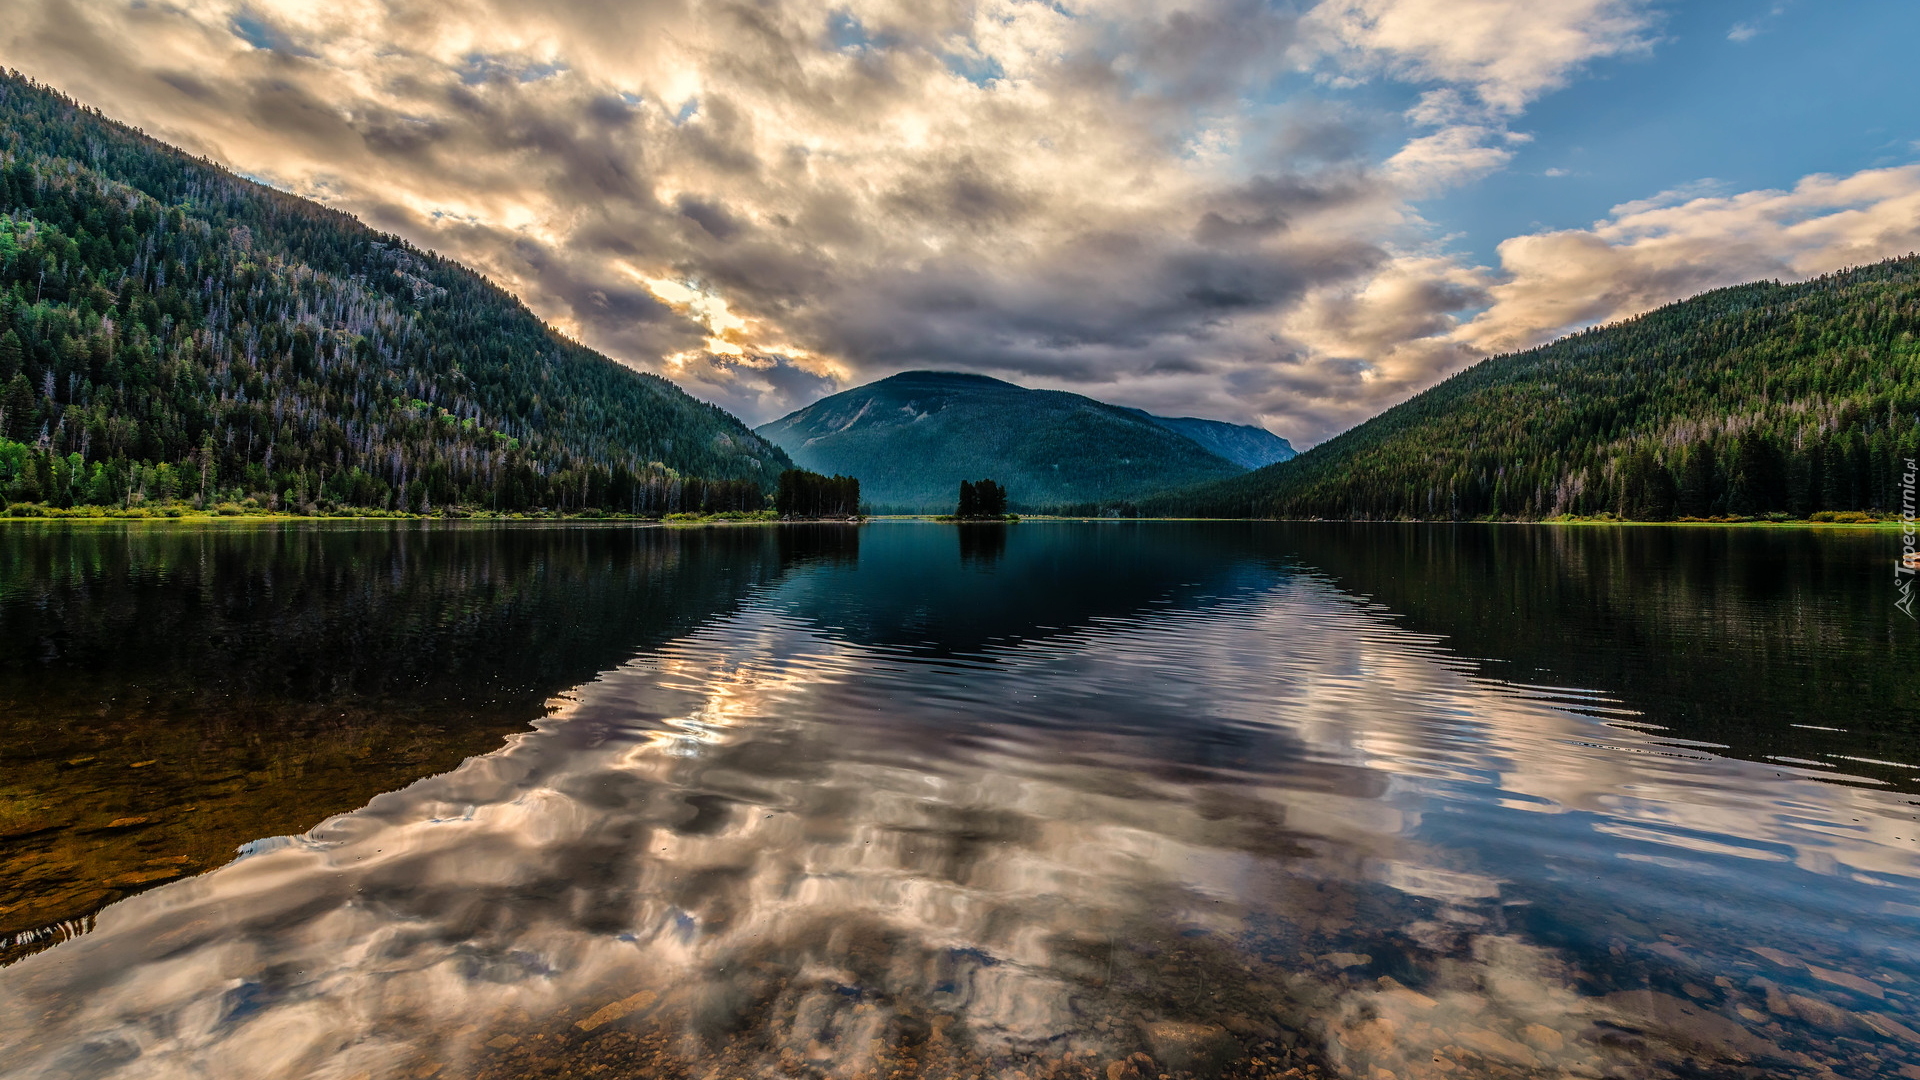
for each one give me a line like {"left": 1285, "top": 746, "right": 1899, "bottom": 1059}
{"left": 956, "top": 524, "right": 1007, "bottom": 567}
{"left": 776, "top": 522, "right": 1278, "bottom": 657}
{"left": 0, "top": 523, "right": 796, "bottom": 954}
{"left": 776, "top": 523, "right": 861, "bottom": 568}
{"left": 1271, "top": 522, "right": 1920, "bottom": 787}
{"left": 1, "top": 537, "right": 1898, "bottom": 1080}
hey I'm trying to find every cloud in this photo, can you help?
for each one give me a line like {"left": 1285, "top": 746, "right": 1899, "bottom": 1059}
{"left": 1383, "top": 122, "right": 1526, "bottom": 193}
{"left": 6, "top": 0, "right": 1374, "bottom": 424}
{"left": 1304, "top": 0, "right": 1657, "bottom": 114}
{"left": 1210, "top": 161, "right": 1920, "bottom": 441}
{"left": 1728, "top": 2, "right": 1790, "bottom": 44}
{"left": 1456, "top": 164, "right": 1920, "bottom": 355}
{"left": 2, "top": 0, "right": 1879, "bottom": 450}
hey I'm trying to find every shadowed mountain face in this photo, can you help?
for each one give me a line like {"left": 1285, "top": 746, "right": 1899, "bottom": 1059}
{"left": 755, "top": 372, "right": 1252, "bottom": 512}
{"left": 1120, "top": 410, "right": 1295, "bottom": 470}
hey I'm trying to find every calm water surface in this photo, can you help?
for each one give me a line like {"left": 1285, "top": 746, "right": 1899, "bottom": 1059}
{"left": 0, "top": 521, "right": 1916, "bottom": 1080}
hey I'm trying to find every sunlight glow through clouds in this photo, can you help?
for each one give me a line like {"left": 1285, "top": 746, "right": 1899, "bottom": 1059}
{"left": 636, "top": 276, "right": 755, "bottom": 358}
{"left": 4, "top": 0, "right": 1911, "bottom": 442}
{"left": 634, "top": 271, "right": 850, "bottom": 382}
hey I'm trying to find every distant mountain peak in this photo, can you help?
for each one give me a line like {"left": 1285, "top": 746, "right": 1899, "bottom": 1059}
{"left": 756, "top": 373, "right": 1274, "bottom": 511}
{"left": 872, "top": 370, "right": 1020, "bottom": 387}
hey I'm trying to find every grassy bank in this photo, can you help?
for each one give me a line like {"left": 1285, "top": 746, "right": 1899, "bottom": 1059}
{"left": 16, "top": 504, "right": 1891, "bottom": 528}
{"left": 1542, "top": 511, "right": 1903, "bottom": 528}
{"left": 661, "top": 511, "right": 865, "bottom": 526}
{"left": 873, "top": 513, "right": 1907, "bottom": 528}
{"left": 0, "top": 503, "right": 880, "bottom": 526}
{"left": 0, "top": 500, "right": 662, "bottom": 523}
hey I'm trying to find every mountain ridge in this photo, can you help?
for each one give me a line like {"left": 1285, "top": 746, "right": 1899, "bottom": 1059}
{"left": 1145, "top": 255, "right": 1920, "bottom": 520}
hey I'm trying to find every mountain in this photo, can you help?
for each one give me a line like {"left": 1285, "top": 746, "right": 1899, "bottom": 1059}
{"left": 0, "top": 72, "right": 789, "bottom": 514}
{"left": 754, "top": 371, "right": 1249, "bottom": 512}
{"left": 1147, "top": 256, "right": 1920, "bottom": 520}
{"left": 1120, "top": 409, "right": 1295, "bottom": 469}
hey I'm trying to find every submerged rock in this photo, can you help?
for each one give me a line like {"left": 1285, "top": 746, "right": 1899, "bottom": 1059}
{"left": 1144, "top": 1020, "right": 1244, "bottom": 1078}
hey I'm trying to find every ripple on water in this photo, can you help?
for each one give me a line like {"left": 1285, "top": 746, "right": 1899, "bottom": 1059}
{"left": 0, "top": 523, "right": 1917, "bottom": 1080}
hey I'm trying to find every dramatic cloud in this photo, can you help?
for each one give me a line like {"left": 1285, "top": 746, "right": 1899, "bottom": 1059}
{"left": 1, "top": 0, "right": 1908, "bottom": 444}
{"left": 1457, "top": 164, "right": 1920, "bottom": 356}
{"left": 1271, "top": 164, "right": 1920, "bottom": 436}
{"left": 1305, "top": 0, "right": 1654, "bottom": 112}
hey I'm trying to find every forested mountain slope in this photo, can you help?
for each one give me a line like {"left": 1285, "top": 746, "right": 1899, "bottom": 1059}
{"left": 0, "top": 71, "right": 788, "bottom": 514}
{"left": 1149, "top": 256, "right": 1920, "bottom": 520}
{"left": 755, "top": 371, "right": 1246, "bottom": 511}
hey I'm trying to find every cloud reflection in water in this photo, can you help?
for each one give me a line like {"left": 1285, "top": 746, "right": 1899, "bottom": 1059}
{"left": 2, "top": 529, "right": 1918, "bottom": 1080}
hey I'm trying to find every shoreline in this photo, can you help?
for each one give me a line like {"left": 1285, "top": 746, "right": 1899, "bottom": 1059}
{"left": 870, "top": 514, "right": 1904, "bottom": 529}
{"left": 0, "top": 511, "right": 1901, "bottom": 529}
{"left": 0, "top": 510, "right": 863, "bottom": 526}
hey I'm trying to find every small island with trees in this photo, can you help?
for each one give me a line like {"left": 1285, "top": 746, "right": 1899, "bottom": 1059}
{"left": 943, "top": 478, "right": 1017, "bottom": 521}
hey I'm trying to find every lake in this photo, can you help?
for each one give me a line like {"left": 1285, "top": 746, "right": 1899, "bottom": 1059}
{"left": 0, "top": 520, "right": 1916, "bottom": 1080}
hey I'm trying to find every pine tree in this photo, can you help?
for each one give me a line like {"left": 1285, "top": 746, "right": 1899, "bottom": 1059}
{"left": 3, "top": 375, "right": 35, "bottom": 443}
{"left": 0, "top": 331, "right": 23, "bottom": 382}
{"left": 1678, "top": 442, "right": 1717, "bottom": 518}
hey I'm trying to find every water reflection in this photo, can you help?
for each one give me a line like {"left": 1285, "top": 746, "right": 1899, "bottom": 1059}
{"left": 1277, "top": 522, "right": 1920, "bottom": 788}
{"left": 957, "top": 524, "right": 1007, "bottom": 567}
{"left": 0, "top": 523, "right": 1916, "bottom": 1079}
{"left": 0, "top": 522, "right": 798, "bottom": 958}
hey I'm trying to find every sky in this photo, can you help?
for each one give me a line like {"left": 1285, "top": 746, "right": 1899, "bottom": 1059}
{"left": 4, "top": 0, "right": 1917, "bottom": 446}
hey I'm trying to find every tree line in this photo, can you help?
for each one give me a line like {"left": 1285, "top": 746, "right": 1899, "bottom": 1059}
{"left": 0, "top": 70, "right": 789, "bottom": 515}
{"left": 774, "top": 469, "right": 860, "bottom": 518}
